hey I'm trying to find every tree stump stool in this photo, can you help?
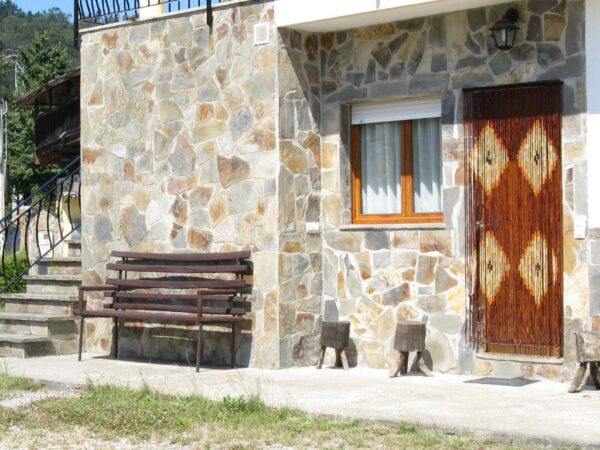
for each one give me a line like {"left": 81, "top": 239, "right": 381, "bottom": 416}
{"left": 389, "top": 320, "right": 433, "bottom": 378}
{"left": 569, "top": 331, "right": 600, "bottom": 393}
{"left": 316, "top": 321, "right": 350, "bottom": 370}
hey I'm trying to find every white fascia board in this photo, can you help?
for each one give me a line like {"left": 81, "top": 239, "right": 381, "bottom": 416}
{"left": 275, "top": 0, "right": 509, "bottom": 32}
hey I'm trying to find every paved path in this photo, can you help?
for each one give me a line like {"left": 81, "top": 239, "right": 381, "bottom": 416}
{"left": 2, "top": 354, "right": 599, "bottom": 447}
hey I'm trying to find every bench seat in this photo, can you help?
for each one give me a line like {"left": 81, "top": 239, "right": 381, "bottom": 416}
{"left": 74, "top": 250, "right": 252, "bottom": 371}
{"left": 73, "top": 308, "right": 245, "bottom": 322}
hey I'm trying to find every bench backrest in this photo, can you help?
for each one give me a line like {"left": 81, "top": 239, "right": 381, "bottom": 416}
{"left": 103, "top": 250, "right": 252, "bottom": 317}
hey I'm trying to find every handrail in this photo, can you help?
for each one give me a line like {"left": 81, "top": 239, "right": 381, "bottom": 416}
{"left": 0, "top": 157, "right": 81, "bottom": 293}
{"left": 0, "top": 157, "right": 80, "bottom": 230}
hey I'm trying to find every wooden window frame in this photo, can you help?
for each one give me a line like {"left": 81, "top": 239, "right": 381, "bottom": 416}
{"left": 351, "top": 120, "right": 443, "bottom": 225}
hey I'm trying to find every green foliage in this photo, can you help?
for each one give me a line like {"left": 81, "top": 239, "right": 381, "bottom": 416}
{"left": 25, "top": 384, "right": 518, "bottom": 448}
{"left": 0, "top": 0, "right": 77, "bottom": 203}
{"left": 13, "top": 32, "right": 71, "bottom": 94}
{"left": 0, "top": 370, "right": 43, "bottom": 394}
{"left": 3, "top": 32, "right": 70, "bottom": 202}
{"left": 0, "top": 249, "right": 28, "bottom": 295}
{"left": 0, "top": 0, "right": 78, "bottom": 98}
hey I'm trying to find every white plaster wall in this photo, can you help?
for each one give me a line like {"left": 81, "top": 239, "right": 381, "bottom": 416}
{"left": 587, "top": 0, "right": 600, "bottom": 229}
{"left": 275, "top": 0, "right": 507, "bottom": 31}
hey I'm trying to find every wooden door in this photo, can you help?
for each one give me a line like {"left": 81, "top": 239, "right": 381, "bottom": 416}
{"left": 465, "top": 83, "right": 563, "bottom": 357}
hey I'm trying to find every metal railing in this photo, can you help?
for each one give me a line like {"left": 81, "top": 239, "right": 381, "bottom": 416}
{"left": 76, "top": 1, "right": 218, "bottom": 26}
{"left": 75, "top": 1, "right": 223, "bottom": 46}
{"left": 0, "top": 157, "right": 81, "bottom": 293}
{"left": 35, "top": 100, "right": 80, "bottom": 153}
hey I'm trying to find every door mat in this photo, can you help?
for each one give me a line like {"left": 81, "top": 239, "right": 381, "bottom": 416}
{"left": 463, "top": 377, "right": 539, "bottom": 387}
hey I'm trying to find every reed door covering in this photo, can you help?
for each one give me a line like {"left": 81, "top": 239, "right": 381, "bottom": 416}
{"left": 465, "top": 83, "right": 563, "bottom": 357}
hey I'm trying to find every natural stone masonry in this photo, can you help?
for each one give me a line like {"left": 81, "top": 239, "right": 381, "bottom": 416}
{"left": 80, "top": 1, "right": 281, "bottom": 367}
{"left": 277, "top": 0, "right": 589, "bottom": 377}
{"left": 79, "top": 0, "right": 593, "bottom": 378}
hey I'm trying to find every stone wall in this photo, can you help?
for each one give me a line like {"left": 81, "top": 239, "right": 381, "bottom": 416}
{"left": 277, "top": 31, "right": 324, "bottom": 366}
{"left": 279, "top": 0, "right": 590, "bottom": 375}
{"left": 79, "top": 0, "right": 593, "bottom": 377}
{"left": 80, "top": 1, "right": 282, "bottom": 367}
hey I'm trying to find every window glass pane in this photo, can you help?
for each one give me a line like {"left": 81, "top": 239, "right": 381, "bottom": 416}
{"left": 361, "top": 122, "right": 401, "bottom": 214}
{"left": 412, "top": 118, "right": 442, "bottom": 213}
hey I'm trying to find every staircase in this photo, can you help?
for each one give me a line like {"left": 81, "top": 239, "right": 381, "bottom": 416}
{"left": 0, "top": 158, "right": 82, "bottom": 358}
{"left": 0, "top": 239, "right": 82, "bottom": 357}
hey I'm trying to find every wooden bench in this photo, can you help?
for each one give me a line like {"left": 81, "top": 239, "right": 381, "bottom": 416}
{"left": 569, "top": 331, "right": 600, "bottom": 393}
{"left": 73, "top": 250, "right": 252, "bottom": 371}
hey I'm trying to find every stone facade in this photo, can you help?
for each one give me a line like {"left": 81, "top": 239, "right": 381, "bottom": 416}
{"left": 80, "top": 0, "right": 595, "bottom": 378}
{"left": 80, "top": 1, "right": 281, "bottom": 367}
{"left": 277, "top": 0, "right": 590, "bottom": 378}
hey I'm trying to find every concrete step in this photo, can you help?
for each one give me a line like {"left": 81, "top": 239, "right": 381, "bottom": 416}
{"left": 24, "top": 274, "right": 81, "bottom": 295}
{"left": 0, "top": 333, "right": 78, "bottom": 358}
{"left": 0, "top": 312, "right": 78, "bottom": 338}
{"left": 474, "top": 353, "right": 565, "bottom": 381}
{"left": 36, "top": 257, "right": 82, "bottom": 276}
{"left": 1, "top": 293, "right": 78, "bottom": 316}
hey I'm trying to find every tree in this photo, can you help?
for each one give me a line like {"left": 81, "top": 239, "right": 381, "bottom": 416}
{"left": 0, "top": 0, "right": 78, "bottom": 99}
{"left": 4, "top": 32, "right": 69, "bottom": 203}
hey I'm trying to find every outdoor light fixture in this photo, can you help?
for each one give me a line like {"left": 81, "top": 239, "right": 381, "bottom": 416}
{"left": 491, "top": 8, "right": 520, "bottom": 51}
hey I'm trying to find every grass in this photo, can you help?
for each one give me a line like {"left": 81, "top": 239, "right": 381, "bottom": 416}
{"left": 0, "top": 382, "right": 552, "bottom": 449}
{"left": 0, "top": 369, "right": 44, "bottom": 401}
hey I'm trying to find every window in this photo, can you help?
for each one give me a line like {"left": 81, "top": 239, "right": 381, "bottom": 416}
{"left": 351, "top": 98, "right": 443, "bottom": 224}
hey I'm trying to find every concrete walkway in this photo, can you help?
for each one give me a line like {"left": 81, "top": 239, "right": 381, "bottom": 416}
{"left": 2, "top": 353, "right": 599, "bottom": 447}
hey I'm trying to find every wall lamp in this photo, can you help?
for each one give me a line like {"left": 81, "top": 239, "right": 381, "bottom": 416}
{"left": 491, "top": 8, "right": 520, "bottom": 51}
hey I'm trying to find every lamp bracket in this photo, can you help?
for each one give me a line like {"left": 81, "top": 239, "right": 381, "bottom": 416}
{"left": 503, "top": 8, "right": 519, "bottom": 23}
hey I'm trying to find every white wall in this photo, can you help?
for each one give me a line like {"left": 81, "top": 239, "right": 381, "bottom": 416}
{"left": 275, "top": 0, "right": 507, "bottom": 32}
{"left": 138, "top": 0, "right": 165, "bottom": 19}
{"left": 587, "top": 0, "right": 600, "bottom": 229}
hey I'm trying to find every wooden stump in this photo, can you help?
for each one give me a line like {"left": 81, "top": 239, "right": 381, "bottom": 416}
{"left": 569, "top": 331, "right": 600, "bottom": 393}
{"left": 389, "top": 320, "right": 432, "bottom": 378}
{"left": 316, "top": 321, "right": 351, "bottom": 371}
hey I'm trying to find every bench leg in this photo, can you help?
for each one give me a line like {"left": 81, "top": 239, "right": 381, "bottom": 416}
{"left": 196, "top": 323, "right": 203, "bottom": 373}
{"left": 591, "top": 362, "right": 600, "bottom": 390}
{"left": 400, "top": 351, "right": 409, "bottom": 375}
{"left": 389, "top": 351, "right": 404, "bottom": 378}
{"left": 231, "top": 323, "right": 236, "bottom": 369}
{"left": 339, "top": 349, "right": 349, "bottom": 371}
{"left": 316, "top": 346, "right": 326, "bottom": 369}
{"left": 569, "top": 362, "right": 588, "bottom": 393}
{"left": 416, "top": 351, "right": 433, "bottom": 377}
{"left": 77, "top": 316, "right": 85, "bottom": 362}
{"left": 113, "top": 317, "right": 119, "bottom": 359}
{"left": 334, "top": 349, "right": 342, "bottom": 368}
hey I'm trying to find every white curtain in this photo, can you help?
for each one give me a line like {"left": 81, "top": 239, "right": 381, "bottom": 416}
{"left": 412, "top": 118, "right": 442, "bottom": 213}
{"left": 361, "top": 123, "right": 401, "bottom": 214}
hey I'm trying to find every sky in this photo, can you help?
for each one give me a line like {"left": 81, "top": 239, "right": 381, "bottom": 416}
{"left": 14, "top": 0, "right": 74, "bottom": 15}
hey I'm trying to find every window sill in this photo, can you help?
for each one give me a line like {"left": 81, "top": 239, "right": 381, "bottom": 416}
{"left": 339, "top": 223, "right": 447, "bottom": 231}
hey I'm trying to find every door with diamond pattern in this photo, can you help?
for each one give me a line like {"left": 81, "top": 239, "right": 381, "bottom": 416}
{"left": 465, "top": 83, "right": 563, "bottom": 357}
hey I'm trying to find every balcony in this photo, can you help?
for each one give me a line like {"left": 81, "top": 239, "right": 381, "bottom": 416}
{"left": 34, "top": 99, "right": 80, "bottom": 163}
{"left": 275, "top": 0, "right": 509, "bottom": 32}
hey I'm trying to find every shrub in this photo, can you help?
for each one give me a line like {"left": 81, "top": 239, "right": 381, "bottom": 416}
{"left": 0, "top": 250, "right": 29, "bottom": 298}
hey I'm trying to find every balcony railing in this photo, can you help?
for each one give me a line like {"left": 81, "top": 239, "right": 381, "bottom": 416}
{"left": 34, "top": 99, "right": 80, "bottom": 153}
{"left": 75, "top": 1, "right": 227, "bottom": 46}
{"left": 76, "top": 0, "right": 223, "bottom": 25}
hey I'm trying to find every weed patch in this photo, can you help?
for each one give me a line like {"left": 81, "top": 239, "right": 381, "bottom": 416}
{"left": 23, "top": 384, "right": 533, "bottom": 449}
{"left": 0, "top": 371, "right": 44, "bottom": 401}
